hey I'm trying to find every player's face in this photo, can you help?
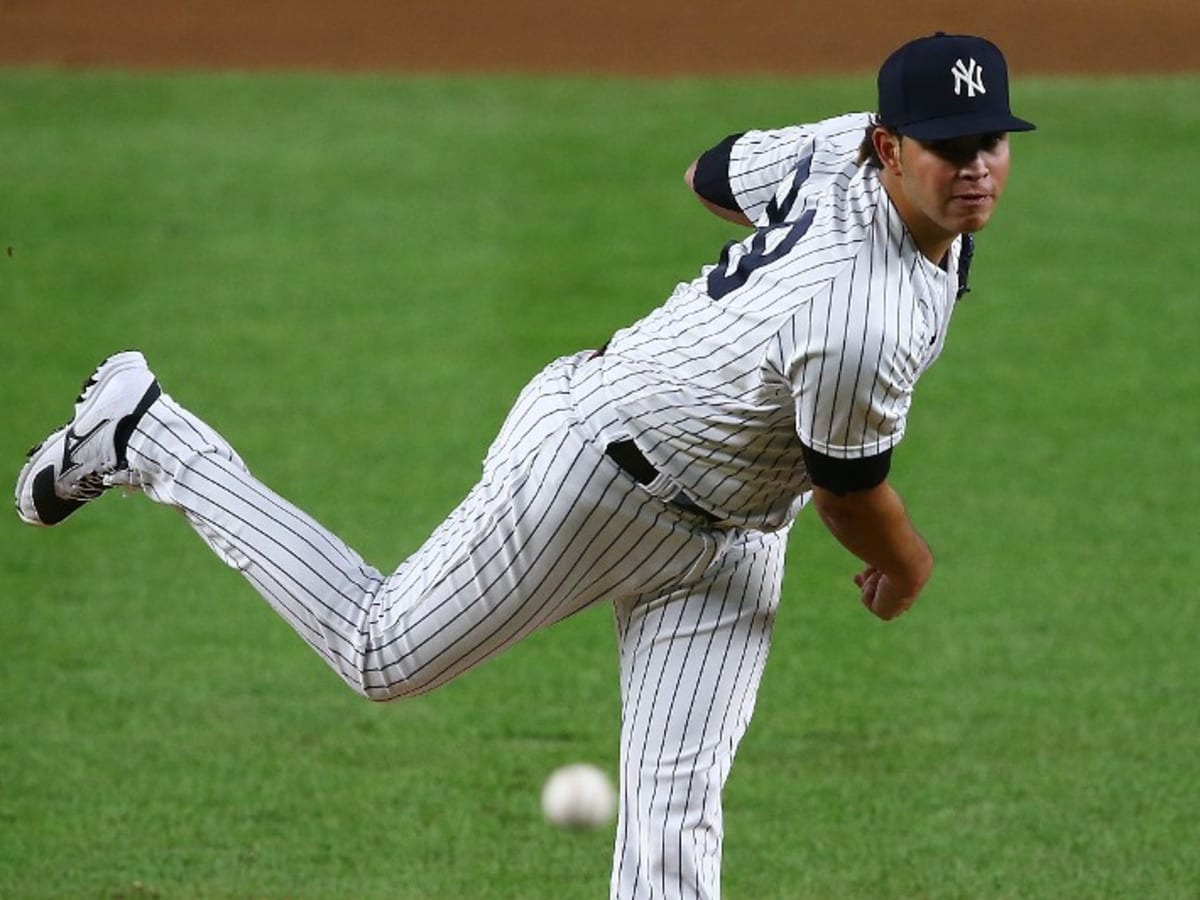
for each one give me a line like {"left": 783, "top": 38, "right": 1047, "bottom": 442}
{"left": 906, "top": 132, "right": 1011, "bottom": 231}
{"left": 879, "top": 129, "right": 1012, "bottom": 261}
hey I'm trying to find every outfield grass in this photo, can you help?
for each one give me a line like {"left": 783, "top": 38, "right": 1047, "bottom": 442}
{"left": 1, "top": 70, "right": 1197, "bottom": 899}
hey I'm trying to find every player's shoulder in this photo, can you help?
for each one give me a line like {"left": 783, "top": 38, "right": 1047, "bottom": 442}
{"left": 806, "top": 112, "right": 875, "bottom": 139}
{"left": 737, "top": 112, "right": 872, "bottom": 156}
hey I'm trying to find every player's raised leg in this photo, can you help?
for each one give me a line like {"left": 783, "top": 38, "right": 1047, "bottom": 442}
{"left": 610, "top": 526, "right": 788, "bottom": 900}
{"left": 16, "top": 350, "right": 722, "bottom": 702}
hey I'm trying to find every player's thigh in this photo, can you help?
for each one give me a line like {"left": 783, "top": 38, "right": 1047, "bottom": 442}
{"left": 362, "top": 359, "right": 721, "bottom": 690}
{"left": 460, "top": 353, "right": 725, "bottom": 615}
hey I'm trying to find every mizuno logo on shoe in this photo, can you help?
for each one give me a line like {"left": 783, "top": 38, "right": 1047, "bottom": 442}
{"left": 60, "top": 419, "right": 111, "bottom": 475}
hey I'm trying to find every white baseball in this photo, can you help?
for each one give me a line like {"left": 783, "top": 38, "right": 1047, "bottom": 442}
{"left": 540, "top": 763, "right": 617, "bottom": 829}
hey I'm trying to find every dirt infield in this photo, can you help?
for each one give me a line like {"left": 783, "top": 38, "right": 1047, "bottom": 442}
{"left": 0, "top": 0, "right": 1197, "bottom": 75}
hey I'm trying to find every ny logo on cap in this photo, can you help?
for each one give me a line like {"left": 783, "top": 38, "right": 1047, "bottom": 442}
{"left": 951, "top": 58, "right": 986, "bottom": 98}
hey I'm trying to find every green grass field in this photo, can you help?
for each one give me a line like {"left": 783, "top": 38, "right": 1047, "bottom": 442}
{"left": 1, "top": 70, "right": 1198, "bottom": 899}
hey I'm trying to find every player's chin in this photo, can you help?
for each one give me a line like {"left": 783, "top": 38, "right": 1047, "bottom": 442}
{"left": 948, "top": 199, "right": 996, "bottom": 233}
{"left": 948, "top": 210, "right": 994, "bottom": 235}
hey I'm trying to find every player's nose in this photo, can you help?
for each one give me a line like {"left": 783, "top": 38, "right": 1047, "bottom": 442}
{"left": 958, "top": 151, "right": 989, "bottom": 179}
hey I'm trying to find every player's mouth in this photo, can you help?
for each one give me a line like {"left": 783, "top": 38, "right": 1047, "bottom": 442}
{"left": 951, "top": 192, "right": 993, "bottom": 208}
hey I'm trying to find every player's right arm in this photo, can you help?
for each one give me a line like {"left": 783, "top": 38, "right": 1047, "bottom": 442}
{"left": 786, "top": 266, "right": 936, "bottom": 620}
{"left": 806, "top": 470, "right": 933, "bottom": 621}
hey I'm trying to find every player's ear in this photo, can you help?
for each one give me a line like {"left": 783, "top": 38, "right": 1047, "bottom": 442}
{"left": 872, "top": 128, "right": 903, "bottom": 175}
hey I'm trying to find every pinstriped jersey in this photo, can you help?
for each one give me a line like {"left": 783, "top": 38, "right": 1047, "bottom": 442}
{"left": 595, "top": 113, "right": 965, "bottom": 531}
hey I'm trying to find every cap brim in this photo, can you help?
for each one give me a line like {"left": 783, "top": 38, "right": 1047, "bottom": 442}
{"left": 901, "top": 112, "right": 1037, "bottom": 140}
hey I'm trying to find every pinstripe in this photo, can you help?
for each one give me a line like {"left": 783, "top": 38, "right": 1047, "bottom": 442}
{"left": 134, "top": 432, "right": 378, "bottom": 614}
{"left": 136, "top": 429, "right": 379, "bottom": 615}
{"left": 633, "top": 585, "right": 694, "bottom": 897}
{"left": 372, "top": 464, "right": 705, "bottom": 697}
{"left": 132, "top": 417, "right": 379, "bottom": 617}
{"left": 652, "top": 573, "right": 722, "bottom": 898}
{"left": 690, "top": 536, "right": 779, "bottom": 887}
{"left": 160, "top": 403, "right": 377, "bottom": 574}
{"left": 610, "top": 527, "right": 786, "bottom": 900}
{"left": 367, "top": 433, "right": 588, "bottom": 646}
{"left": 666, "top": 562, "right": 742, "bottom": 899}
{"left": 130, "top": 421, "right": 392, "bottom": 684}
{"left": 367, "top": 460, "right": 698, "bottom": 694}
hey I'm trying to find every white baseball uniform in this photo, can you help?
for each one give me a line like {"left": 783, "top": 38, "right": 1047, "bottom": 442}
{"left": 120, "top": 111, "right": 966, "bottom": 899}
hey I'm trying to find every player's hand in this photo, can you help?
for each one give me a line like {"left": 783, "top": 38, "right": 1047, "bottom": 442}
{"left": 854, "top": 566, "right": 919, "bottom": 621}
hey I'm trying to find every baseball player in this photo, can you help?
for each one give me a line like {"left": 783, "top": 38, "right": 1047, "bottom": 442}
{"left": 16, "top": 33, "right": 1033, "bottom": 900}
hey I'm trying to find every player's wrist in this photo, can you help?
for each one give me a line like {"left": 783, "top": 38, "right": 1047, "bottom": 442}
{"left": 890, "top": 544, "right": 933, "bottom": 596}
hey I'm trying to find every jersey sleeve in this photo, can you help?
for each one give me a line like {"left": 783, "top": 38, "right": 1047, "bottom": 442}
{"left": 801, "top": 444, "right": 892, "bottom": 494}
{"left": 691, "top": 133, "right": 745, "bottom": 213}
{"left": 728, "top": 113, "right": 874, "bottom": 225}
{"left": 785, "top": 282, "right": 923, "bottom": 460}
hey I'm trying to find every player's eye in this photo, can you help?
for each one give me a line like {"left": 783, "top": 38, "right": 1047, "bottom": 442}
{"left": 926, "top": 133, "right": 1006, "bottom": 164}
{"left": 981, "top": 132, "right": 1006, "bottom": 152}
{"left": 926, "top": 139, "right": 971, "bottom": 163}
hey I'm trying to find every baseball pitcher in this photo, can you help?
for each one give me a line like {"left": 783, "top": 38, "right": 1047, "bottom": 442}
{"left": 17, "top": 32, "right": 1034, "bottom": 900}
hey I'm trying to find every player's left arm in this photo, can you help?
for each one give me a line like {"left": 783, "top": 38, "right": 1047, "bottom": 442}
{"left": 687, "top": 115, "right": 873, "bottom": 227}
{"left": 685, "top": 127, "right": 811, "bottom": 227}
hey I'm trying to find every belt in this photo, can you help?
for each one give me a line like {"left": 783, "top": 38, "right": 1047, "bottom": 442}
{"left": 605, "top": 440, "right": 719, "bottom": 523}
{"left": 591, "top": 342, "right": 718, "bottom": 524}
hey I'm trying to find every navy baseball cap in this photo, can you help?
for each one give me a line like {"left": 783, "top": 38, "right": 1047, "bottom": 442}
{"left": 877, "top": 33, "right": 1036, "bottom": 140}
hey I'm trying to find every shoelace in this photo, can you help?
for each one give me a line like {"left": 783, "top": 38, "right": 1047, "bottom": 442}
{"left": 30, "top": 367, "right": 146, "bottom": 502}
{"left": 71, "top": 472, "right": 110, "bottom": 501}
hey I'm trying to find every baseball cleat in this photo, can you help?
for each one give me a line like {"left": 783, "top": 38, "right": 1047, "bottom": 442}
{"left": 15, "top": 350, "right": 161, "bottom": 527}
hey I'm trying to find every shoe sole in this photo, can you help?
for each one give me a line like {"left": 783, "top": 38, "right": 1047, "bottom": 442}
{"left": 15, "top": 351, "right": 160, "bottom": 527}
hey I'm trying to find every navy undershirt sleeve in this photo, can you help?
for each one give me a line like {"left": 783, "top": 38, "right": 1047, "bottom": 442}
{"left": 801, "top": 444, "right": 893, "bottom": 495}
{"left": 692, "top": 133, "right": 745, "bottom": 214}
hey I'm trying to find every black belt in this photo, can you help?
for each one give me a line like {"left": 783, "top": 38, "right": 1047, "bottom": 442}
{"left": 605, "top": 440, "right": 719, "bottom": 523}
{"left": 591, "top": 343, "right": 718, "bottom": 523}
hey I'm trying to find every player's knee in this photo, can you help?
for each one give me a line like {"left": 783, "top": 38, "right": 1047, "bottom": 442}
{"left": 336, "top": 662, "right": 404, "bottom": 702}
{"left": 355, "top": 672, "right": 416, "bottom": 702}
{"left": 362, "top": 682, "right": 398, "bottom": 703}
{"left": 361, "top": 681, "right": 440, "bottom": 703}
{"left": 354, "top": 663, "right": 439, "bottom": 703}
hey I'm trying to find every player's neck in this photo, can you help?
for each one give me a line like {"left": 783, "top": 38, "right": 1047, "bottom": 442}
{"left": 880, "top": 172, "right": 957, "bottom": 265}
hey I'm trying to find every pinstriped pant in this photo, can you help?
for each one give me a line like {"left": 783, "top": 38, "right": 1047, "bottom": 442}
{"left": 127, "top": 351, "right": 790, "bottom": 900}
